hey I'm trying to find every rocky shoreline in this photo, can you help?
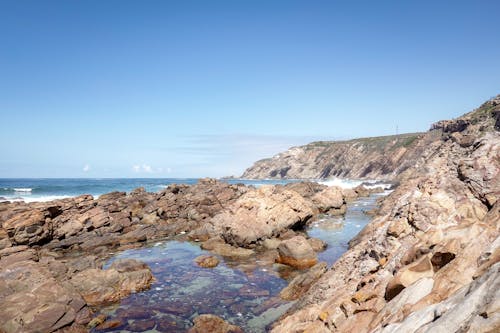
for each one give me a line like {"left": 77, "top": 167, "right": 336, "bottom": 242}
{"left": 269, "top": 97, "right": 500, "bottom": 332}
{"left": 0, "top": 176, "right": 381, "bottom": 332}
{"left": 1, "top": 96, "right": 498, "bottom": 333}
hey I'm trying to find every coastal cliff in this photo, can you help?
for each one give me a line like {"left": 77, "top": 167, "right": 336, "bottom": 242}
{"left": 271, "top": 97, "right": 500, "bottom": 332}
{"left": 241, "top": 132, "right": 426, "bottom": 180}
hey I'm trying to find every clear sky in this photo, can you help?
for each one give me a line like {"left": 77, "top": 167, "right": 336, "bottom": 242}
{"left": 1, "top": 0, "right": 499, "bottom": 178}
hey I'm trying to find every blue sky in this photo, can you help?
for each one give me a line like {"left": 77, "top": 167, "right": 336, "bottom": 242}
{"left": 1, "top": 0, "right": 499, "bottom": 178}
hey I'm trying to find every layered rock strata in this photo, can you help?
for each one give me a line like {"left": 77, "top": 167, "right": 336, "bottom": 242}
{"left": 270, "top": 96, "right": 500, "bottom": 332}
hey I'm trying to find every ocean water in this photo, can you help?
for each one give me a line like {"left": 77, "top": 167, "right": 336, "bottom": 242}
{"left": 0, "top": 177, "right": 391, "bottom": 203}
{"left": 0, "top": 178, "right": 296, "bottom": 203}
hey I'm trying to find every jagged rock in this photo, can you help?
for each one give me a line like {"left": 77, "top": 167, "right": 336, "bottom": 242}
{"left": 385, "top": 254, "right": 434, "bottom": 301}
{"left": 271, "top": 97, "right": 500, "bottom": 333}
{"left": 280, "top": 262, "right": 328, "bottom": 300}
{"left": 378, "top": 263, "right": 500, "bottom": 333}
{"left": 311, "top": 186, "right": 346, "bottom": 215}
{"left": 0, "top": 260, "right": 88, "bottom": 333}
{"left": 276, "top": 235, "right": 318, "bottom": 269}
{"left": 211, "top": 186, "right": 315, "bottom": 247}
{"left": 241, "top": 133, "right": 425, "bottom": 180}
{"left": 69, "top": 259, "right": 153, "bottom": 306}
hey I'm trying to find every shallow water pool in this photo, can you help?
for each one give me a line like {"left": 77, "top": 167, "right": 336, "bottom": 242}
{"left": 92, "top": 194, "right": 382, "bottom": 332}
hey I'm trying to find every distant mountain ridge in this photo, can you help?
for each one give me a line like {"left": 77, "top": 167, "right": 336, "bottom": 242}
{"left": 241, "top": 132, "right": 427, "bottom": 180}
{"left": 243, "top": 97, "right": 500, "bottom": 182}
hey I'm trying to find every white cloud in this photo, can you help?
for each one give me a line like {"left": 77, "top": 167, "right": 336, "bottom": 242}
{"left": 132, "top": 164, "right": 166, "bottom": 174}
{"left": 83, "top": 164, "right": 90, "bottom": 172}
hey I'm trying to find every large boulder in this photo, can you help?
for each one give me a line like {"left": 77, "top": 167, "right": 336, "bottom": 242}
{"left": 277, "top": 235, "right": 318, "bottom": 269}
{"left": 211, "top": 186, "right": 314, "bottom": 247}
{"left": 311, "top": 186, "right": 346, "bottom": 215}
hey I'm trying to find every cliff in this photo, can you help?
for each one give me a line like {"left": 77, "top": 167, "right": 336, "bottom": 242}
{"left": 241, "top": 132, "right": 427, "bottom": 180}
{"left": 271, "top": 97, "right": 500, "bottom": 332}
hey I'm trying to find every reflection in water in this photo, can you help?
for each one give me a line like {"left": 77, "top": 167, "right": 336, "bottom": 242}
{"left": 92, "top": 194, "right": 382, "bottom": 332}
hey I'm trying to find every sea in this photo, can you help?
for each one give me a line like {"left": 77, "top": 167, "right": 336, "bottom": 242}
{"left": 0, "top": 178, "right": 390, "bottom": 203}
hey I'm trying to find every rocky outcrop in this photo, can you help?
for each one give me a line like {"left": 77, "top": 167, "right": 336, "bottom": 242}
{"left": 69, "top": 259, "right": 153, "bottom": 306}
{"left": 242, "top": 133, "right": 425, "bottom": 180}
{"left": 0, "top": 176, "right": 359, "bottom": 332}
{"left": 270, "top": 96, "right": 500, "bottom": 332}
{"left": 0, "top": 260, "right": 90, "bottom": 333}
{"left": 209, "top": 186, "right": 315, "bottom": 247}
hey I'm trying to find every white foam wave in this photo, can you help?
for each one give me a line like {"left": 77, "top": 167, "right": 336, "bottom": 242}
{"left": 319, "top": 178, "right": 393, "bottom": 190}
{"left": 0, "top": 195, "right": 72, "bottom": 203}
{"left": 318, "top": 178, "right": 363, "bottom": 189}
{"left": 13, "top": 188, "right": 33, "bottom": 192}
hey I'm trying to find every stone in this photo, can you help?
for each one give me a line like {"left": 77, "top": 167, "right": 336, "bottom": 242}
{"left": 201, "top": 238, "right": 254, "bottom": 257}
{"left": 188, "top": 314, "right": 243, "bottom": 333}
{"left": 0, "top": 260, "right": 87, "bottom": 333}
{"left": 211, "top": 186, "right": 315, "bottom": 247}
{"left": 277, "top": 235, "right": 318, "bottom": 269}
{"left": 70, "top": 259, "right": 153, "bottom": 306}
{"left": 194, "top": 255, "right": 220, "bottom": 268}
{"left": 386, "top": 219, "right": 412, "bottom": 238}
{"left": 262, "top": 238, "right": 282, "bottom": 250}
{"left": 308, "top": 237, "right": 328, "bottom": 252}
{"left": 280, "top": 262, "right": 328, "bottom": 300}
{"left": 385, "top": 254, "right": 434, "bottom": 301}
{"left": 311, "top": 186, "right": 346, "bottom": 214}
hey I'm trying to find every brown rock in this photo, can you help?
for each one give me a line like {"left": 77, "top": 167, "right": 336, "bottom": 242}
{"left": 70, "top": 259, "right": 153, "bottom": 306}
{"left": 194, "top": 255, "right": 220, "bottom": 268}
{"left": 385, "top": 254, "right": 434, "bottom": 301}
{"left": 188, "top": 314, "right": 243, "bottom": 333}
{"left": 211, "top": 186, "right": 314, "bottom": 247}
{"left": 311, "top": 186, "right": 346, "bottom": 214}
{"left": 280, "top": 262, "right": 327, "bottom": 300}
{"left": 277, "top": 235, "right": 318, "bottom": 269}
{"left": 201, "top": 238, "right": 254, "bottom": 257}
{"left": 308, "top": 237, "right": 328, "bottom": 252}
{"left": 0, "top": 260, "right": 86, "bottom": 333}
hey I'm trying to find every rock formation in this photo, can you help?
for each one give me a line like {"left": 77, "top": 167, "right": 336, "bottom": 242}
{"left": 0, "top": 176, "right": 356, "bottom": 332}
{"left": 270, "top": 96, "right": 500, "bottom": 332}
{"left": 242, "top": 133, "right": 425, "bottom": 180}
{"left": 1, "top": 95, "right": 498, "bottom": 332}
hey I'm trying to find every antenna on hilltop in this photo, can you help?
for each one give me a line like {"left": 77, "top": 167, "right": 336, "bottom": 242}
{"left": 396, "top": 125, "right": 399, "bottom": 135}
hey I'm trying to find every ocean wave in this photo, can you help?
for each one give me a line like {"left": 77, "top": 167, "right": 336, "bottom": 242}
{"left": 0, "top": 195, "right": 72, "bottom": 203}
{"left": 318, "top": 178, "right": 363, "bottom": 189}
{"left": 319, "top": 178, "right": 393, "bottom": 190}
{"left": 14, "top": 188, "right": 33, "bottom": 192}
